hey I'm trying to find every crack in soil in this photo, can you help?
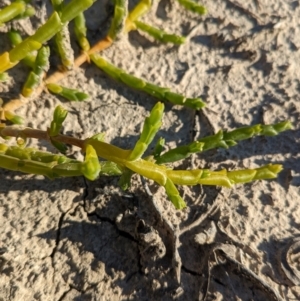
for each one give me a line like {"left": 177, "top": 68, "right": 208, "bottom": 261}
{"left": 50, "top": 186, "right": 85, "bottom": 287}
{"left": 57, "top": 287, "right": 72, "bottom": 301}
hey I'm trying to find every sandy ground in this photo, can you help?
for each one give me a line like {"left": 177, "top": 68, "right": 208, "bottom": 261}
{"left": 0, "top": 0, "right": 300, "bottom": 300}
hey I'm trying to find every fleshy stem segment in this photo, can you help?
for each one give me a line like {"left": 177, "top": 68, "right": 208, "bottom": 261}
{"left": 22, "top": 46, "right": 50, "bottom": 97}
{"left": 51, "top": 0, "right": 74, "bottom": 69}
{"left": 124, "top": 0, "right": 152, "bottom": 32}
{"left": 124, "top": 0, "right": 186, "bottom": 44}
{"left": 134, "top": 20, "right": 186, "bottom": 44}
{"left": 0, "top": 1, "right": 35, "bottom": 26}
{"left": 91, "top": 54, "right": 205, "bottom": 110}
{"left": 7, "top": 29, "right": 37, "bottom": 69}
{"left": 46, "top": 83, "right": 89, "bottom": 102}
{"left": 74, "top": 12, "right": 90, "bottom": 51}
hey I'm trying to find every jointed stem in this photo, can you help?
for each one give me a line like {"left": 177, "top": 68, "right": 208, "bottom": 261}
{"left": 156, "top": 121, "right": 292, "bottom": 164}
{"left": 91, "top": 54, "right": 205, "bottom": 109}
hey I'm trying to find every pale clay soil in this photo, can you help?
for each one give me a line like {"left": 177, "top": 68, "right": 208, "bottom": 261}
{"left": 0, "top": 0, "right": 300, "bottom": 300}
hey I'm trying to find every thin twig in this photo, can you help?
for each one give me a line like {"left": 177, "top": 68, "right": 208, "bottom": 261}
{"left": 0, "top": 126, "right": 84, "bottom": 148}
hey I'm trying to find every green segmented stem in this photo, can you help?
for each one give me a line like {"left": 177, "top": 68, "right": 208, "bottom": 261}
{"left": 0, "top": 0, "right": 95, "bottom": 72}
{"left": 200, "top": 121, "right": 292, "bottom": 152}
{"left": 176, "top": 0, "right": 206, "bottom": 15}
{"left": 167, "top": 164, "right": 282, "bottom": 187}
{"left": 164, "top": 177, "right": 186, "bottom": 209}
{"left": 108, "top": 0, "right": 128, "bottom": 40}
{"left": 156, "top": 121, "right": 292, "bottom": 164}
{"left": 127, "top": 0, "right": 152, "bottom": 23}
{"left": 22, "top": 72, "right": 39, "bottom": 96}
{"left": 124, "top": 0, "right": 152, "bottom": 32}
{"left": 134, "top": 21, "right": 186, "bottom": 44}
{"left": 0, "top": 142, "right": 100, "bottom": 180}
{"left": 167, "top": 168, "right": 210, "bottom": 186}
{"left": 74, "top": 12, "right": 90, "bottom": 51}
{"left": 51, "top": 0, "right": 74, "bottom": 69}
{"left": 47, "top": 83, "right": 89, "bottom": 101}
{"left": 0, "top": 155, "right": 59, "bottom": 178}
{"left": 0, "top": 136, "right": 284, "bottom": 209}
{"left": 22, "top": 46, "right": 50, "bottom": 97}
{"left": 156, "top": 141, "right": 204, "bottom": 164}
{"left": 55, "top": 25, "right": 74, "bottom": 69}
{"left": 199, "top": 164, "right": 282, "bottom": 187}
{"left": 9, "top": 12, "right": 62, "bottom": 63}
{"left": 49, "top": 105, "right": 68, "bottom": 153}
{"left": 227, "top": 164, "right": 283, "bottom": 183}
{"left": 33, "top": 46, "right": 50, "bottom": 75}
{"left": 60, "top": 0, "right": 95, "bottom": 23}
{"left": 0, "top": 143, "right": 76, "bottom": 178}
{"left": 260, "top": 121, "right": 292, "bottom": 136}
{"left": 0, "top": 2, "right": 26, "bottom": 26}
{"left": 129, "top": 102, "right": 164, "bottom": 160}
{"left": 0, "top": 144, "right": 73, "bottom": 163}
{"left": 91, "top": 54, "right": 205, "bottom": 109}
{"left": 79, "top": 144, "right": 101, "bottom": 181}
{"left": 49, "top": 105, "right": 68, "bottom": 136}
{"left": 7, "top": 29, "right": 23, "bottom": 45}
{"left": 7, "top": 29, "right": 36, "bottom": 68}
